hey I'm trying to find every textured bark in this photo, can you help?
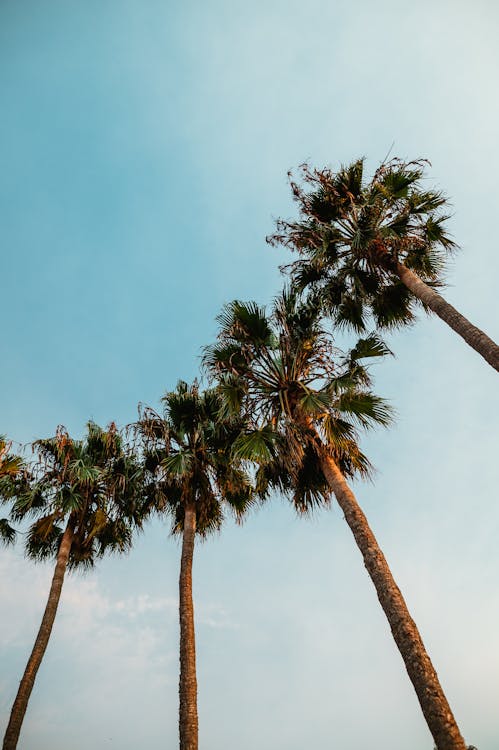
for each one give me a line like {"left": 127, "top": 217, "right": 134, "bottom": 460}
{"left": 2, "top": 522, "right": 74, "bottom": 750}
{"left": 179, "top": 502, "right": 198, "bottom": 750}
{"left": 396, "top": 262, "right": 499, "bottom": 372}
{"left": 319, "top": 450, "right": 467, "bottom": 750}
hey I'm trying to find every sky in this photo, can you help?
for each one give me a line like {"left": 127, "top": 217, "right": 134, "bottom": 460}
{"left": 1, "top": 1, "right": 498, "bottom": 748}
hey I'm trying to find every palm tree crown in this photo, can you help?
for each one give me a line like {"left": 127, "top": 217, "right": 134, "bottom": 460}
{"left": 269, "top": 158, "right": 499, "bottom": 371}
{"left": 204, "top": 292, "right": 469, "bottom": 750}
{"left": 269, "top": 158, "right": 455, "bottom": 331}
{"left": 11, "top": 422, "right": 144, "bottom": 567}
{"left": 203, "top": 290, "right": 393, "bottom": 510}
{"left": 137, "top": 380, "right": 255, "bottom": 533}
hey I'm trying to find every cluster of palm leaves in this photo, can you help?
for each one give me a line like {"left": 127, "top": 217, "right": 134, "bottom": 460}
{"left": 0, "top": 437, "right": 23, "bottom": 546}
{"left": 270, "top": 158, "right": 498, "bottom": 369}
{"left": 2, "top": 157, "right": 495, "bottom": 750}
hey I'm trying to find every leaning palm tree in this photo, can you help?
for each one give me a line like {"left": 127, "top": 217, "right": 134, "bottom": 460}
{"left": 2, "top": 422, "right": 144, "bottom": 750}
{"left": 0, "top": 436, "right": 24, "bottom": 546}
{"left": 204, "top": 290, "right": 468, "bottom": 750}
{"left": 268, "top": 158, "right": 499, "bottom": 371}
{"left": 136, "top": 381, "right": 255, "bottom": 750}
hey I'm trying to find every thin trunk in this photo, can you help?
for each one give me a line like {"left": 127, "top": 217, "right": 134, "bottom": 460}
{"left": 2, "top": 522, "right": 74, "bottom": 750}
{"left": 179, "top": 502, "right": 198, "bottom": 750}
{"left": 396, "top": 261, "right": 499, "bottom": 372}
{"left": 319, "top": 448, "right": 467, "bottom": 750}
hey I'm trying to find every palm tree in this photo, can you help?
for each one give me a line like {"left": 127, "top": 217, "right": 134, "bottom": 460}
{"left": 268, "top": 158, "right": 499, "bottom": 371}
{"left": 136, "top": 381, "right": 255, "bottom": 750}
{"left": 203, "top": 291, "right": 468, "bottom": 750}
{"left": 2, "top": 422, "right": 144, "bottom": 750}
{"left": 0, "top": 436, "right": 24, "bottom": 546}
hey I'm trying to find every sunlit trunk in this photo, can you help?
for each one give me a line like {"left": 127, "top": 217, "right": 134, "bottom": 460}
{"left": 179, "top": 502, "right": 198, "bottom": 750}
{"left": 2, "top": 522, "right": 74, "bottom": 750}
{"left": 396, "top": 262, "right": 499, "bottom": 371}
{"left": 318, "top": 448, "right": 467, "bottom": 750}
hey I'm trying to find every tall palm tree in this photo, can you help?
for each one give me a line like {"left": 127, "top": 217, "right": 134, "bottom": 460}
{"left": 136, "top": 381, "right": 255, "bottom": 750}
{"left": 268, "top": 158, "right": 499, "bottom": 371}
{"left": 2, "top": 422, "right": 144, "bottom": 750}
{"left": 204, "top": 291, "right": 468, "bottom": 750}
{"left": 0, "top": 436, "right": 24, "bottom": 546}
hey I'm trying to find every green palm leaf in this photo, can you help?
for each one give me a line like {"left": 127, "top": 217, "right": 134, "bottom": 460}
{"left": 348, "top": 333, "right": 393, "bottom": 361}
{"left": 232, "top": 427, "right": 276, "bottom": 463}
{"left": 335, "top": 391, "right": 394, "bottom": 429}
{"left": 162, "top": 450, "right": 194, "bottom": 477}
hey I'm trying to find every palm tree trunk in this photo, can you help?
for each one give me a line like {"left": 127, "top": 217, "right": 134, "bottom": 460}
{"left": 2, "top": 522, "right": 74, "bottom": 750}
{"left": 318, "top": 448, "right": 467, "bottom": 750}
{"left": 179, "top": 501, "right": 198, "bottom": 750}
{"left": 396, "top": 261, "right": 499, "bottom": 371}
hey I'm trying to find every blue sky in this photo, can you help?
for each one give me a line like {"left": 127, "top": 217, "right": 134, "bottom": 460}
{"left": 1, "top": 1, "right": 498, "bottom": 748}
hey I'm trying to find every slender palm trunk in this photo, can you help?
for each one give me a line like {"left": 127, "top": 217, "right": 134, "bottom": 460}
{"left": 318, "top": 447, "right": 467, "bottom": 750}
{"left": 396, "top": 261, "right": 499, "bottom": 371}
{"left": 2, "top": 522, "right": 74, "bottom": 750}
{"left": 179, "top": 502, "right": 198, "bottom": 750}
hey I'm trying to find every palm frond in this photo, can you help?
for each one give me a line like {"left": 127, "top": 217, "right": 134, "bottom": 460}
{"left": 14, "top": 422, "right": 145, "bottom": 569}
{"left": 25, "top": 517, "right": 62, "bottom": 561}
{"left": 371, "top": 282, "right": 414, "bottom": 329}
{"left": 231, "top": 427, "right": 276, "bottom": 463}
{"left": 298, "top": 388, "right": 333, "bottom": 414}
{"left": 348, "top": 334, "right": 393, "bottom": 362}
{"left": 0, "top": 518, "right": 16, "bottom": 545}
{"left": 291, "top": 444, "right": 332, "bottom": 514}
{"left": 335, "top": 391, "right": 394, "bottom": 429}
{"left": 162, "top": 450, "right": 194, "bottom": 477}
{"left": 216, "top": 376, "right": 246, "bottom": 419}
{"left": 216, "top": 300, "right": 272, "bottom": 346}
